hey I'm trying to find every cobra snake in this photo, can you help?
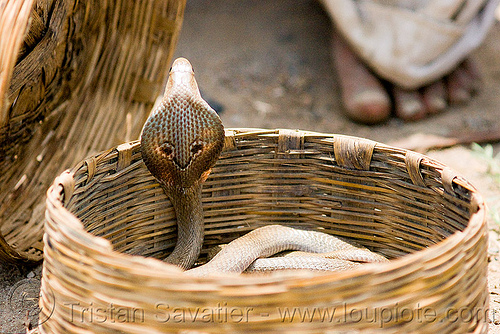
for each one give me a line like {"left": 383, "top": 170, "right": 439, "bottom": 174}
{"left": 140, "top": 58, "right": 388, "bottom": 276}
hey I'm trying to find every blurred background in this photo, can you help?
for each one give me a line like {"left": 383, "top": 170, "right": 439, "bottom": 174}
{"left": 174, "top": 0, "right": 500, "bottom": 145}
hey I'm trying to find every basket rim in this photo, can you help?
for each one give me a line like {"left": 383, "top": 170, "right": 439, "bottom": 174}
{"left": 45, "top": 128, "right": 487, "bottom": 285}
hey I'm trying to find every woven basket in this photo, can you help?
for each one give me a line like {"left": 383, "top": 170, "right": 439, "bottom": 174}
{"left": 42, "top": 129, "right": 488, "bottom": 333}
{"left": 0, "top": 0, "right": 185, "bottom": 262}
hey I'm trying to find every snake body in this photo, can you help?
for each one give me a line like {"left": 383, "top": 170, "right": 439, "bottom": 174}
{"left": 141, "top": 58, "right": 388, "bottom": 275}
{"left": 140, "top": 58, "right": 224, "bottom": 269}
{"left": 186, "top": 225, "right": 386, "bottom": 276}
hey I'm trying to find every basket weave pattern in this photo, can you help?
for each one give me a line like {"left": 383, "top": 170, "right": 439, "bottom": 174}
{"left": 0, "top": 0, "right": 185, "bottom": 262}
{"left": 42, "top": 129, "right": 488, "bottom": 333}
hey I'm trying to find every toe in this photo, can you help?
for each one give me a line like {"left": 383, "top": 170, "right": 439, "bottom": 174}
{"left": 461, "top": 59, "right": 482, "bottom": 93}
{"left": 393, "top": 87, "right": 427, "bottom": 121}
{"left": 446, "top": 64, "right": 474, "bottom": 105}
{"left": 344, "top": 90, "right": 392, "bottom": 124}
{"left": 422, "top": 80, "right": 447, "bottom": 115}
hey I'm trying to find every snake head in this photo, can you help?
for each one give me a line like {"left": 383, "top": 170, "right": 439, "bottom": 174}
{"left": 140, "top": 58, "right": 225, "bottom": 190}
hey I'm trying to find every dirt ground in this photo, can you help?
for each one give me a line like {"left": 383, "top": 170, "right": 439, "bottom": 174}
{"left": 1, "top": 0, "right": 500, "bottom": 332}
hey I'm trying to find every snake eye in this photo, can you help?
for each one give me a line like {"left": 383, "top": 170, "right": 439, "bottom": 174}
{"left": 158, "top": 143, "right": 174, "bottom": 159}
{"left": 191, "top": 142, "right": 204, "bottom": 155}
{"left": 162, "top": 146, "right": 172, "bottom": 155}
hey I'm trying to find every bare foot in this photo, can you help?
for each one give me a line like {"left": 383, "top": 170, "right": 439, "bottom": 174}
{"left": 332, "top": 33, "right": 481, "bottom": 124}
{"left": 331, "top": 32, "right": 391, "bottom": 124}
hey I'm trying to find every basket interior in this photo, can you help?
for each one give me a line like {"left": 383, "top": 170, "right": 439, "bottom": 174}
{"left": 65, "top": 130, "right": 476, "bottom": 262}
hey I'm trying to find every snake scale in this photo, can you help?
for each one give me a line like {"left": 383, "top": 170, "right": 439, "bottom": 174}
{"left": 140, "top": 58, "right": 388, "bottom": 276}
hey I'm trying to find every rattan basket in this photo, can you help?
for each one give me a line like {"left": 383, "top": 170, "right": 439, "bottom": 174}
{"left": 42, "top": 129, "right": 488, "bottom": 333}
{"left": 0, "top": 0, "right": 185, "bottom": 262}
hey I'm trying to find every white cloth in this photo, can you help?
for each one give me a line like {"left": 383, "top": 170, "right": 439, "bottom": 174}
{"left": 320, "top": 0, "right": 500, "bottom": 88}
